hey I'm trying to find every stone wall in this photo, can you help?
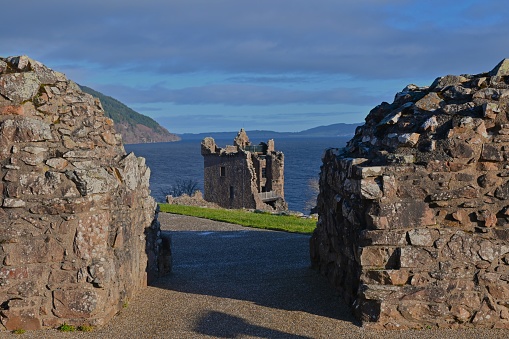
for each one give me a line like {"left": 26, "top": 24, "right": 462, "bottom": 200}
{"left": 311, "top": 59, "right": 509, "bottom": 329}
{"left": 0, "top": 56, "right": 171, "bottom": 330}
{"left": 202, "top": 146, "right": 258, "bottom": 209}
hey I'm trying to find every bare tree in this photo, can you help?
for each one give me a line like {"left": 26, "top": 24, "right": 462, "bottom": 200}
{"left": 163, "top": 179, "right": 199, "bottom": 197}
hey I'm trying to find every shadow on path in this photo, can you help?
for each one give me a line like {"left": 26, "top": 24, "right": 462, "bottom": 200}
{"left": 153, "top": 228, "right": 358, "bottom": 325}
{"left": 195, "top": 311, "right": 313, "bottom": 339}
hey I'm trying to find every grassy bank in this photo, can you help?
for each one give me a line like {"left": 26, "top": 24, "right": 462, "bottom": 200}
{"left": 158, "top": 204, "right": 317, "bottom": 234}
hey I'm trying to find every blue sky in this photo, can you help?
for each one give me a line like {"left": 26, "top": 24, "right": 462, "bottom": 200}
{"left": 2, "top": 0, "right": 509, "bottom": 133}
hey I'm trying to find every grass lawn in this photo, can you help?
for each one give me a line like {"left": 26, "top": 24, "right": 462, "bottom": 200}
{"left": 158, "top": 203, "right": 317, "bottom": 234}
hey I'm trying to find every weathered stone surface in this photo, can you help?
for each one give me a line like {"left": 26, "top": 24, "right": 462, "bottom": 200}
{"left": 0, "top": 72, "right": 40, "bottom": 103}
{"left": 415, "top": 92, "right": 442, "bottom": 112}
{"left": 0, "top": 56, "right": 171, "bottom": 331}
{"left": 407, "top": 229, "right": 434, "bottom": 247}
{"left": 52, "top": 289, "right": 102, "bottom": 319}
{"left": 311, "top": 59, "right": 509, "bottom": 329}
{"left": 360, "top": 177, "right": 383, "bottom": 200}
{"left": 45, "top": 157, "right": 69, "bottom": 170}
{"left": 490, "top": 58, "right": 509, "bottom": 76}
{"left": 420, "top": 116, "right": 438, "bottom": 133}
{"left": 367, "top": 201, "right": 435, "bottom": 229}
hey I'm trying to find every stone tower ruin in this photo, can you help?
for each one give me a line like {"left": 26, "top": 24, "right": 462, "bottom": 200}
{"left": 311, "top": 59, "right": 509, "bottom": 329}
{"left": 0, "top": 56, "right": 171, "bottom": 330}
{"left": 201, "top": 129, "right": 287, "bottom": 211}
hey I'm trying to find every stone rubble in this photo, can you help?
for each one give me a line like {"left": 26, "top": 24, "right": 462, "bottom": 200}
{"left": 0, "top": 56, "right": 171, "bottom": 331}
{"left": 311, "top": 59, "right": 509, "bottom": 329}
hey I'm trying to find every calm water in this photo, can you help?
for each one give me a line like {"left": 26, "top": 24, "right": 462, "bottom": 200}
{"left": 125, "top": 137, "right": 349, "bottom": 213}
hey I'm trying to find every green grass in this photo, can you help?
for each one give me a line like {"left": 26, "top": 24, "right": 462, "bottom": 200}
{"left": 77, "top": 325, "right": 93, "bottom": 332}
{"left": 158, "top": 204, "right": 316, "bottom": 234}
{"left": 57, "top": 323, "right": 75, "bottom": 332}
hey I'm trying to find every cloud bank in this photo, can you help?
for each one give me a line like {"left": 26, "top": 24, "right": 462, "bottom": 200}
{"left": 1, "top": 0, "right": 508, "bottom": 132}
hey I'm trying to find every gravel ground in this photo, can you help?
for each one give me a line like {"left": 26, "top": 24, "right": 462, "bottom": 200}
{"left": 2, "top": 213, "right": 508, "bottom": 338}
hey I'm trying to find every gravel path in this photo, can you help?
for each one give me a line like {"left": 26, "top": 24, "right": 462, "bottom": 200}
{"left": 2, "top": 213, "right": 508, "bottom": 338}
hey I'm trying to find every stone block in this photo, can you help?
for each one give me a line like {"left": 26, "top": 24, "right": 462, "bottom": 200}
{"left": 0, "top": 118, "right": 52, "bottom": 143}
{"left": 52, "top": 289, "right": 101, "bottom": 319}
{"left": 448, "top": 141, "right": 474, "bottom": 159}
{"left": 360, "top": 177, "right": 383, "bottom": 200}
{"left": 481, "top": 144, "right": 503, "bottom": 161}
{"left": 360, "top": 230, "right": 407, "bottom": 246}
{"left": 1, "top": 307, "right": 42, "bottom": 331}
{"left": 2, "top": 198, "right": 26, "bottom": 208}
{"left": 397, "top": 133, "right": 420, "bottom": 147}
{"left": 359, "top": 284, "right": 407, "bottom": 302}
{"left": 487, "top": 282, "right": 509, "bottom": 300}
{"left": 73, "top": 212, "right": 110, "bottom": 260}
{"left": 45, "top": 158, "right": 69, "bottom": 170}
{"left": 495, "top": 181, "right": 509, "bottom": 200}
{"left": 357, "top": 166, "right": 384, "bottom": 178}
{"left": 429, "top": 185, "right": 478, "bottom": 201}
{"left": 407, "top": 229, "right": 434, "bottom": 247}
{"left": 0, "top": 72, "right": 40, "bottom": 103}
{"left": 420, "top": 116, "right": 438, "bottom": 132}
{"left": 483, "top": 102, "right": 501, "bottom": 119}
{"left": 0, "top": 105, "right": 24, "bottom": 116}
{"left": 415, "top": 92, "right": 442, "bottom": 111}
{"left": 362, "top": 269, "right": 409, "bottom": 285}
{"left": 399, "top": 247, "right": 437, "bottom": 268}
{"left": 472, "top": 298, "right": 498, "bottom": 325}
{"left": 382, "top": 175, "right": 397, "bottom": 199}
{"left": 3, "top": 237, "right": 64, "bottom": 266}
{"left": 359, "top": 247, "right": 394, "bottom": 267}
{"left": 398, "top": 301, "right": 450, "bottom": 324}
{"left": 367, "top": 201, "right": 435, "bottom": 229}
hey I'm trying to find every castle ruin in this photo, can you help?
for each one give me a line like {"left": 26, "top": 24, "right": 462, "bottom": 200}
{"left": 201, "top": 129, "right": 287, "bottom": 211}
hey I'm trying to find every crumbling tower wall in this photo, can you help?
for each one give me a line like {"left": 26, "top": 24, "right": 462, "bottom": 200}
{"left": 0, "top": 56, "right": 170, "bottom": 331}
{"left": 311, "top": 59, "right": 509, "bottom": 329}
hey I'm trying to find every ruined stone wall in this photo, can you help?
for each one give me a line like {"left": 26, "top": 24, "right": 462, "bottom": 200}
{"left": 266, "top": 152, "right": 285, "bottom": 198}
{"left": 311, "top": 59, "right": 509, "bottom": 329}
{"left": 202, "top": 148, "right": 258, "bottom": 209}
{"left": 0, "top": 56, "right": 170, "bottom": 330}
{"left": 252, "top": 156, "right": 266, "bottom": 191}
{"left": 201, "top": 132, "right": 287, "bottom": 211}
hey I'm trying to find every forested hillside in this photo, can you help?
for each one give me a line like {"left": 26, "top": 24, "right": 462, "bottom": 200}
{"left": 80, "top": 85, "right": 180, "bottom": 144}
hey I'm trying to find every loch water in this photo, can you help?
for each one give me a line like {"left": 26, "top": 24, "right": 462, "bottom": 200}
{"left": 125, "top": 136, "right": 350, "bottom": 213}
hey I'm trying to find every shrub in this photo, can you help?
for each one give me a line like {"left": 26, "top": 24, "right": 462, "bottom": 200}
{"left": 77, "top": 325, "right": 93, "bottom": 332}
{"left": 163, "top": 179, "right": 199, "bottom": 198}
{"left": 57, "top": 323, "right": 76, "bottom": 332}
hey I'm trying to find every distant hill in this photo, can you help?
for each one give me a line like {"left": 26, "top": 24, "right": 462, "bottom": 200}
{"left": 79, "top": 85, "right": 180, "bottom": 144}
{"left": 179, "top": 123, "right": 362, "bottom": 141}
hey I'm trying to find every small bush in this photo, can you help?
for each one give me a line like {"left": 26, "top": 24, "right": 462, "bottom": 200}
{"left": 77, "top": 325, "right": 93, "bottom": 332}
{"left": 57, "top": 323, "right": 76, "bottom": 332}
{"left": 162, "top": 179, "right": 199, "bottom": 198}
{"left": 12, "top": 328, "right": 25, "bottom": 334}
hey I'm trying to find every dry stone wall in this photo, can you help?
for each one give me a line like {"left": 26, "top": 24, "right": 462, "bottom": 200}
{"left": 311, "top": 59, "right": 509, "bottom": 329}
{"left": 0, "top": 56, "right": 171, "bottom": 330}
